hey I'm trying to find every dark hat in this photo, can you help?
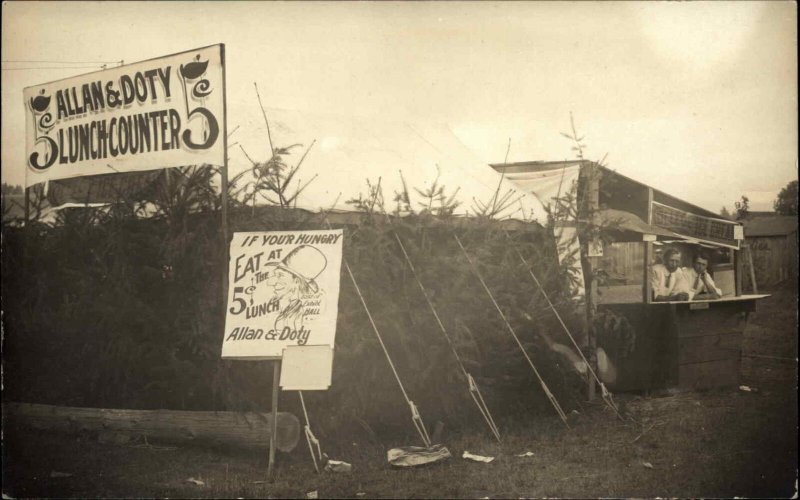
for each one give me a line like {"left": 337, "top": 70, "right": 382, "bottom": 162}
{"left": 264, "top": 245, "right": 327, "bottom": 293}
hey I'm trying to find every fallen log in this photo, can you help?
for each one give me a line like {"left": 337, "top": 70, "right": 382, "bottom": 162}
{"left": 4, "top": 402, "right": 300, "bottom": 452}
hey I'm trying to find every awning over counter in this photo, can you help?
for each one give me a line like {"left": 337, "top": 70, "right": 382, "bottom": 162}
{"left": 594, "top": 208, "right": 741, "bottom": 250}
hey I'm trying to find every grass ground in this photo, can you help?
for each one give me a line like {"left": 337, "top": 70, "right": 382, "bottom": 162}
{"left": 3, "top": 287, "right": 797, "bottom": 498}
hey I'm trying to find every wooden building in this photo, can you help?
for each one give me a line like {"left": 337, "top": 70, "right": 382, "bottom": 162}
{"left": 742, "top": 213, "right": 798, "bottom": 289}
{"left": 492, "top": 160, "right": 769, "bottom": 392}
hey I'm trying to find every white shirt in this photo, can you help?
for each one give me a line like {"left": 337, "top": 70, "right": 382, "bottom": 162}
{"left": 684, "top": 267, "right": 723, "bottom": 300}
{"left": 650, "top": 263, "right": 691, "bottom": 300}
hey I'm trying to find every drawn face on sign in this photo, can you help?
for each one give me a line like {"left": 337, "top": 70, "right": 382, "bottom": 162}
{"left": 265, "top": 267, "right": 304, "bottom": 302}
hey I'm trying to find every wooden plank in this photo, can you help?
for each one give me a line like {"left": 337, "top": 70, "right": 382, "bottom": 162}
{"left": 597, "top": 284, "right": 642, "bottom": 304}
{"left": 679, "top": 358, "right": 740, "bottom": 389}
{"left": 735, "top": 247, "right": 743, "bottom": 296}
{"left": 5, "top": 403, "right": 300, "bottom": 452}
{"left": 268, "top": 360, "right": 281, "bottom": 479}
{"left": 675, "top": 307, "right": 743, "bottom": 338}
{"left": 678, "top": 332, "right": 742, "bottom": 364}
{"left": 644, "top": 188, "right": 654, "bottom": 303}
{"left": 584, "top": 162, "right": 600, "bottom": 401}
{"left": 648, "top": 295, "right": 768, "bottom": 306}
{"left": 713, "top": 269, "right": 736, "bottom": 297}
{"left": 745, "top": 244, "right": 758, "bottom": 294}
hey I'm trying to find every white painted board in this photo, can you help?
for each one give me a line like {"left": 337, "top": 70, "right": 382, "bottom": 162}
{"left": 280, "top": 345, "right": 333, "bottom": 391}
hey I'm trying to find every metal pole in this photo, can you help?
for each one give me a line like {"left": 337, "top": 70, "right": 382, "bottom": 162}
{"left": 267, "top": 360, "right": 280, "bottom": 480}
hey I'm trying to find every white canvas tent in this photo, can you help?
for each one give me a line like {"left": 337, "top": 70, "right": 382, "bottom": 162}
{"left": 231, "top": 108, "right": 547, "bottom": 224}
{"left": 489, "top": 162, "right": 586, "bottom": 297}
{"left": 29, "top": 109, "right": 550, "bottom": 229}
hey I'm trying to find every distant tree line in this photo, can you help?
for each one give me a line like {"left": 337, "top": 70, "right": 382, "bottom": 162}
{"left": 2, "top": 183, "right": 24, "bottom": 195}
{"left": 773, "top": 180, "right": 797, "bottom": 216}
{"left": 719, "top": 180, "right": 797, "bottom": 220}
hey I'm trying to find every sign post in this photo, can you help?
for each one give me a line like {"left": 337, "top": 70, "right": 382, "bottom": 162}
{"left": 268, "top": 360, "right": 280, "bottom": 480}
{"left": 280, "top": 345, "right": 334, "bottom": 473}
{"left": 220, "top": 43, "right": 230, "bottom": 318}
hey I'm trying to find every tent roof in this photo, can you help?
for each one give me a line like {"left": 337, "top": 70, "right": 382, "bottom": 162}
{"left": 234, "top": 109, "right": 547, "bottom": 224}
{"left": 492, "top": 160, "right": 725, "bottom": 220}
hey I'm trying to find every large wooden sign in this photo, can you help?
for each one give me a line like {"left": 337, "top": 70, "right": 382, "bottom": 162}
{"left": 222, "top": 230, "right": 344, "bottom": 359}
{"left": 24, "top": 44, "right": 225, "bottom": 186}
{"left": 651, "top": 201, "right": 741, "bottom": 248}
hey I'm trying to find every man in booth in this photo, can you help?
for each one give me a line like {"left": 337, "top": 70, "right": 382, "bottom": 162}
{"left": 651, "top": 247, "right": 691, "bottom": 302}
{"left": 685, "top": 252, "right": 722, "bottom": 300}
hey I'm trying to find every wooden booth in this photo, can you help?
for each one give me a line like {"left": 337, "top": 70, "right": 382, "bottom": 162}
{"left": 492, "top": 160, "right": 769, "bottom": 392}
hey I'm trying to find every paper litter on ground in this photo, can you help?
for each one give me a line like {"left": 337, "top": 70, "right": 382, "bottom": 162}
{"left": 462, "top": 451, "right": 495, "bottom": 463}
{"left": 186, "top": 477, "right": 205, "bottom": 486}
{"left": 516, "top": 451, "right": 535, "bottom": 457}
{"left": 387, "top": 444, "right": 451, "bottom": 467}
{"left": 324, "top": 460, "right": 352, "bottom": 473}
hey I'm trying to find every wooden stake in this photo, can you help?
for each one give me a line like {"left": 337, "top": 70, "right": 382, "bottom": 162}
{"left": 587, "top": 279, "right": 597, "bottom": 402}
{"left": 745, "top": 244, "right": 758, "bottom": 294}
{"left": 24, "top": 185, "right": 30, "bottom": 229}
{"left": 583, "top": 162, "right": 600, "bottom": 402}
{"left": 735, "top": 246, "right": 743, "bottom": 297}
{"left": 267, "top": 360, "right": 281, "bottom": 480}
{"left": 220, "top": 43, "right": 231, "bottom": 316}
{"left": 644, "top": 187, "right": 654, "bottom": 304}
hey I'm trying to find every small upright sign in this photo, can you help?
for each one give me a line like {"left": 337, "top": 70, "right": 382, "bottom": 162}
{"left": 280, "top": 345, "right": 334, "bottom": 391}
{"left": 222, "top": 230, "right": 344, "bottom": 359}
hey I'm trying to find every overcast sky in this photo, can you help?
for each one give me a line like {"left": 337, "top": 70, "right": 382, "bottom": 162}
{"left": 2, "top": 1, "right": 797, "bottom": 212}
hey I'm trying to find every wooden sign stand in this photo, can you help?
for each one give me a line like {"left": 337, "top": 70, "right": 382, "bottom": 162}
{"left": 280, "top": 345, "right": 334, "bottom": 472}
{"left": 267, "top": 360, "right": 281, "bottom": 480}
